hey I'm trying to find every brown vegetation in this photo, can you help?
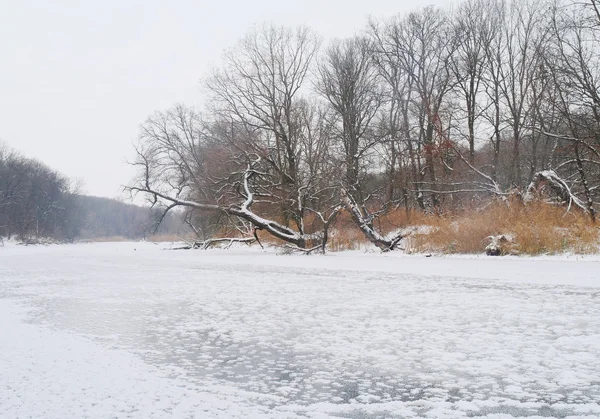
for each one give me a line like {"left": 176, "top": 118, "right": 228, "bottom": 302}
{"left": 326, "top": 202, "right": 598, "bottom": 255}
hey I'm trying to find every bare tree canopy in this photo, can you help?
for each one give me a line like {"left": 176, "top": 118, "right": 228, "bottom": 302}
{"left": 129, "top": 0, "right": 600, "bottom": 252}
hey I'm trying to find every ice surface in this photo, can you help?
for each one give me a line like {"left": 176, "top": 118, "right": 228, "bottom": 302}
{"left": 1, "top": 242, "right": 599, "bottom": 418}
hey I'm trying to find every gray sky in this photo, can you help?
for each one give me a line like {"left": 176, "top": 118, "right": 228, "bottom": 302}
{"left": 1, "top": 0, "right": 454, "bottom": 199}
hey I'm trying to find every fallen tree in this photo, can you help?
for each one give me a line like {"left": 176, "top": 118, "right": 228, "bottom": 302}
{"left": 129, "top": 158, "right": 322, "bottom": 250}
{"left": 341, "top": 189, "right": 404, "bottom": 252}
{"left": 524, "top": 170, "right": 589, "bottom": 214}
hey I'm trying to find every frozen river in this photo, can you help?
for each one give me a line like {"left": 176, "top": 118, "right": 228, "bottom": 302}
{"left": 1, "top": 242, "right": 599, "bottom": 418}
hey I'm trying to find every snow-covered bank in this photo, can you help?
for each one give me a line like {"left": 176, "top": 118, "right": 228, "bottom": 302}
{"left": 1, "top": 242, "right": 599, "bottom": 418}
{"left": 4, "top": 240, "right": 600, "bottom": 286}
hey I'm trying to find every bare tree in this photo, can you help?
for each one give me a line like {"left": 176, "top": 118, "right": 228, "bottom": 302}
{"left": 498, "top": 0, "right": 550, "bottom": 186}
{"left": 206, "top": 24, "right": 320, "bottom": 231}
{"left": 449, "top": 0, "right": 492, "bottom": 164}
{"left": 316, "top": 37, "right": 405, "bottom": 250}
{"left": 369, "top": 17, "right": 420, "bottom": 209}
{"left": 394, "top": 7, "right": 456, "bottom": 209}
{"left": 481, "top": 0, "right": 508, "bottom": 184}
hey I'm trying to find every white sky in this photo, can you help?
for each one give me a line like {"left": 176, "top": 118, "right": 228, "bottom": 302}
{"left": 1, "top": 0, "right": 454, "bottom": 199}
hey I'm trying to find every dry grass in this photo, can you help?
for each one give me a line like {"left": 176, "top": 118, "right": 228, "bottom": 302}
{"left": 326, "top": 201, "right": 598, "bottom": 255}
{"left": 405, "top": 201, "right": 598, "bottom": 255}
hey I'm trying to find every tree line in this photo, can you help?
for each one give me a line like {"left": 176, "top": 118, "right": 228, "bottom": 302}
{"left": 0, "top": 145, "right": 79, "bottom": 240}
{"left": 130, "top": 0, "right": 600, "bottom": 252}
{"left": 0, "top": 145, "right": 184, "bottom": 242}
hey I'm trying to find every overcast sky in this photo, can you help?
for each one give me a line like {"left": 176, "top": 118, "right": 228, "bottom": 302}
{"left": 1, "top": 0, "right": 454, "bottom": 199}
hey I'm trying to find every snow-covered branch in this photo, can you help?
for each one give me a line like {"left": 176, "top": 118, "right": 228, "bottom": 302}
{"left": 524, "top": 170, "right": 588, "bottom": 213}
{"left": 341, "top": 189, "right": 403, "bottom": 252}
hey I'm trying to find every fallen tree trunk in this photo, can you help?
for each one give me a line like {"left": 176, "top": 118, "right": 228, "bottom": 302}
{"left": 524, "top": 170, "right": 588, "bottom": 213}
{"left": 341, "top": 189, "right": 403, "bottom": 252}
{"left": 193, "top": 237, "right": 256, "bottom": 250}
{"left": 128, "top": 160, "right": 332, "bottom": 251}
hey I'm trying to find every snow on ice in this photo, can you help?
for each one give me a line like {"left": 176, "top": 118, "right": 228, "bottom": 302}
{"left": 1, "top": 242, "right": 599, "bottom": 418}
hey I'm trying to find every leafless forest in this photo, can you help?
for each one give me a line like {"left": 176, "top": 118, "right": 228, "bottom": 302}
{"left": 0, "top": 146, "right": 80, "bottom": 240}
{"left": 128, "top": 0, "right": 600, "bottom": 253}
